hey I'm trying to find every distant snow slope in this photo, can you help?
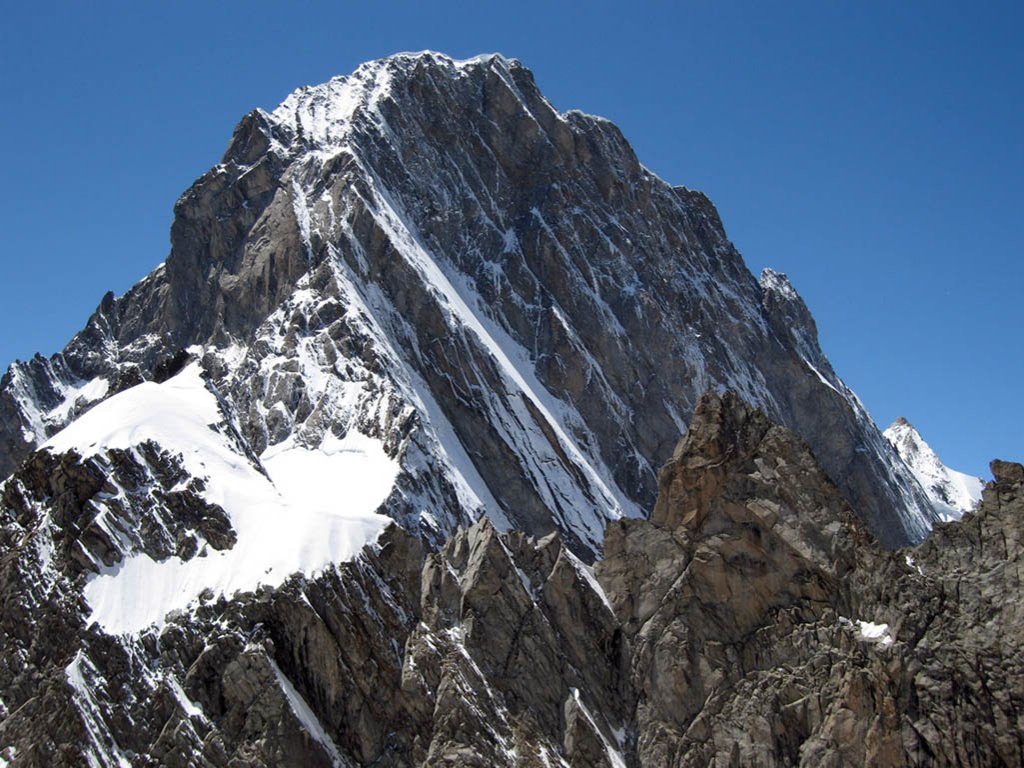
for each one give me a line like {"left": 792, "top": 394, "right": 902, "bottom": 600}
{"left": 884, "top": 417, "right": 983, "bottom": 522}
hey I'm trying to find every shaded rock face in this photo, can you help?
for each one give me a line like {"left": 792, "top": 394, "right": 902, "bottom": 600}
{"left": 1, "top": 391, "right": 1021, "bottom": 766}
{"left": 0, "top": 52, "right": 934, "bottom": 553}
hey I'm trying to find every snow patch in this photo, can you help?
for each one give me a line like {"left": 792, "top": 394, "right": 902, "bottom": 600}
{"left": 565, "top": 550, "right": 615, "bottom": 616}
{"left": 905, "top": 553, "right": 924, "bottom": 576}
{"left": 840, "top": 616, "right": 895, "bottom": 648}
{"left": 46, "top": 364, "right": 396, "bottom": 634}
{"left": 262, "top": 431, "right": 399, "bottom": 518}
{"left": 856, "top": 620, "right": 895, "bottom": 647}
{"left": 760, "top": 267, "right": 799, "bottom": 301}
{"left": 167, "top": 676, "right": 207, "bottom": 722}
{"left": 569, "top": 688, "right": 627, "bottom": 768}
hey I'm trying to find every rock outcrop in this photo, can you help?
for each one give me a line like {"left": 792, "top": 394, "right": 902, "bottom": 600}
{"left": 598, "top": 392, "right": 1023, "bottom": 766}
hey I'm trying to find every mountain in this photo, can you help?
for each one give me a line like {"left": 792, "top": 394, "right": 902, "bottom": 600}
{"left": 0, "top": 52, "right": 935, "bottom": 558}
{"left": 1, "top": 391, "right": 1020, "bottom": 766}
{"left": 4, "top": 50, "right": 1006, "bottom": 765}
{"left": 884, "top": 416, "right": 983, "bottom": 521}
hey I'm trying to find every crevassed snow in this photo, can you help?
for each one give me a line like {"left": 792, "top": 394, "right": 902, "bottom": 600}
{"left": 45, "top": 363, "right": 397, "bottom": 634}
{"left": 885, "top": 418, "right": 983, "bottom": 521}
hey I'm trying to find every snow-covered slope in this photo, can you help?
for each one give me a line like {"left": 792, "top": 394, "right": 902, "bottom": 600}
{"left": 884, "top": 416, "right": 983, "bottom": 521}
{"left": 45, "top": 362, "right": 396, "bottom": 633}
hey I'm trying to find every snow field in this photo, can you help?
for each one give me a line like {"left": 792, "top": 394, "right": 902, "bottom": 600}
{"left": 45, "top": 363, "right": 398, "bottom": 634}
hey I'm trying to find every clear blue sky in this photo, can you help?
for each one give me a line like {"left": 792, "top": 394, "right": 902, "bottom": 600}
{"left": 1, "top": 1, "right": 1020, "bottom": 477}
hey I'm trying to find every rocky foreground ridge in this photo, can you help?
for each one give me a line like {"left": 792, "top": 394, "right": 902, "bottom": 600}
{"left": 0, "top": 392, "right": 1020, "bottom": 767}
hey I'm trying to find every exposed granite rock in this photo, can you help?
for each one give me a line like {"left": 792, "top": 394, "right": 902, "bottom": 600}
{"left": 403, "top": 520, "right": 629, "bottom": 765}
{"left": 1, "top": 443, "right": 234, "bottom": 576}
{"left": 598, "top": 392, "right": 1024, "bottom": 767}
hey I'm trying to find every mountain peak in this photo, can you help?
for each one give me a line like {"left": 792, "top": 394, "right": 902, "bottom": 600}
{"left": 884, "top": 417, "right": 983, "bottom": 521}
{"left": 1, "top": 50, "right": 937, "bottom": 555}
{"left": 265, "top": 51, "right": 526, "bottom": 151}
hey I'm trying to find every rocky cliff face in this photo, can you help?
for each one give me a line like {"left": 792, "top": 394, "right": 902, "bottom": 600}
{"left": 599, "top": 393, "right": 1024, "bottom": 766}
{"left": 0, "top": 52, "right": 935, "bottom": 553}
{"left": 1, "top": 392, "right": 1020, "bottom": 767}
